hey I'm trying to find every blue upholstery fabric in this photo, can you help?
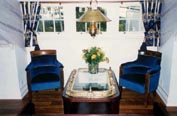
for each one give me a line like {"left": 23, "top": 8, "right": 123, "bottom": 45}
{"left": 34, "top": 44, "right": 40, "bottom": 51}
{"left": 119, "top": 53, "right": 161, "bottom": 94}
{"left": 26, "top": 55, "right": 63, "bottom": 70}
{"left": 26, "top": 54, "right": 63, "bottom": 92}
{"left": 119, "top": 74, "right": 145, "bottom": 94}
{"left": 140, "top": 42, "right": 147, "bottom": 51}
{"left": 31, "top": 81, "right": 60, "bottom": 91}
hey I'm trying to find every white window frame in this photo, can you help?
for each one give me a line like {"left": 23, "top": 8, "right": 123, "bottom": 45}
{"left": 19, "top": 1, "right": 144, "bottom": 39}
{"left": 118, "top": 3, "right": 144, "bottom": 33}
{"left": 37, "top": 3, "right": 64, "bottom": 33}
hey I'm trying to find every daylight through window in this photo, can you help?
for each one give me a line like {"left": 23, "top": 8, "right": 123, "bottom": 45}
{"left": 37, "top": 4, "right": 64, "bottom": 32}
{"left": 119, "top": 3, "right": 144, "bottom": 32}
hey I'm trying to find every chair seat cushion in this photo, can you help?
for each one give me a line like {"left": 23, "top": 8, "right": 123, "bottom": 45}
{"left": 119, "top": 74, "right": 146, "bottom": 93}
{"left": 31, "top": 73, "right": 59, "bottom": 83}
{"left": 31, "top": 81, "right": 60, "bottom": 91}
{"left": 121, "top": 74, "right": 145, "bottom": 85}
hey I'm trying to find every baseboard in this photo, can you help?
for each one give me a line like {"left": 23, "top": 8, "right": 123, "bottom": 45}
{"left": 157, "top": 85, "right": 168, "bottom": 105}
{"left": 20, "top": 84, "right": 28, "bottom": 99}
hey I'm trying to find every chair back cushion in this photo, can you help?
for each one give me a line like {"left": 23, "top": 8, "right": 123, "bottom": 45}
{"left": 137, "top": 50, "right": 162, "bottom": 67}
{"left": 26, "top": 50, "right": 63, "bottom": 79}
{"left": 31, "top": 55, "right": 57, "bottom": 66}
{"left": 137, "top": 55, "right": 160, "bottom": 67}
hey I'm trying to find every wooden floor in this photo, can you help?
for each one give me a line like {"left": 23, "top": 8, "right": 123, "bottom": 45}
{"left": 27, "top": 89, "right": 162, "bottom": 115}
{"left": 0, "top": 88, "right": 174, "bottom": 116}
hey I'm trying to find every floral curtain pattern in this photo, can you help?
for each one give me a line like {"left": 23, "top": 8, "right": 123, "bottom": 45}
{"left": 21, "top": 1, "right": 41, "bottom": 48}
{"left": 140, "top": 0, "right": 162, "bottom": 46}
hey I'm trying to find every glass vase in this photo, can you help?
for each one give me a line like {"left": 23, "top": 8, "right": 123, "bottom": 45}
{"left": 88, "top": 63, "right": 99, "bottom": 74}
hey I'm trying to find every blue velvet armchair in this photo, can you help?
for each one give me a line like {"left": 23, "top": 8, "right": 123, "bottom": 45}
{"left": 25, "top": 50, "right": 64, "bottom": 101}
{"left": 119, "top": 50, "right": 162, "bottom": 107}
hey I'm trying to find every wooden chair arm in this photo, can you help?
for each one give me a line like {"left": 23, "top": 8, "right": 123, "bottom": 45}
{"left": 119, "top": 65, "right": 123, "bottom": 77}
{"left": 60, "top": 67, "right": 64, "bottom": 90}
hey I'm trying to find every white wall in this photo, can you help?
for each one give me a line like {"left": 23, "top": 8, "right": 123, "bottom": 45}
{"left": 0, "top": 44, "right": 28, "bottom": 99}
{"left": 158, "top": 0, "right": 177, "bottom": 106}
{"left": 16, "top": 46, "right": 28, "bottom": 98}
{"left": 0, "top": 44, "right": 21, "bottom": 99}
{"left": 0, "top": 0, "right": 24, "bottom": 47}
{"left": 0, "top": 0, "right": 27, "bottom": 99}
{"left": 37, "top": 34, "right": 144, "bottom": 85}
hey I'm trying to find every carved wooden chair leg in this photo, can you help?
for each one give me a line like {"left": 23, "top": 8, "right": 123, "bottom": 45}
{"left": 28, "top": 91, "right": 32, "bottom": 103}
{"left": 118, "top": 85, "right": 123, "bottom": 99}
{"left": 144, "top": 92, "right": 149, "bottom": 107}
{"left": 152, "top": 91, "right": 157, "bottom": 102}
{"left": 153, "top": 91, "right": 157, "bottom": 97}
{"left": 144, "top": 73, "right": 150, "bottom": 107}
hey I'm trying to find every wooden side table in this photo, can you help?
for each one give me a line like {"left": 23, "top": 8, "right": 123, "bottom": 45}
{"left": 62, "top": 68, "right": 120, "bottom": 114}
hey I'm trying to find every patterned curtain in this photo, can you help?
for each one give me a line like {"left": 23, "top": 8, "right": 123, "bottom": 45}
{"left": 140, "top": 0, "right": 162, "bottom": 46}
{"left": 21, "top": 1, "right": 41, "bottom": 49}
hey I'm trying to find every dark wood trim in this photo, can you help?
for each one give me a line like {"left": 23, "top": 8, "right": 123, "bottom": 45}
{"left": 144, "top": 73, "right": 150, "bottom": 107}
{"left": 26, "top": 71, "right": 32, "bottom": 102}
{"left": 60, "top": 67, "right": 64, "bottom": 90}
{"left": 36, "top": 114, "right": 152, "bottom": 116}
{"left": 166, "top": 106, "right": 177, "bottom": 112}
{"left": 138, "top": 50, "right": 162, "bottom": 58}
{"left": 30, "top": 50, "right": 56, "bottom": 57}
{"left": 0, "top": 100, "right": 30, "bottom": 116}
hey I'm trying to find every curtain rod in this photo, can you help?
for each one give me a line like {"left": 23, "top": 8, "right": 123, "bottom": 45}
{"left": 19, "top": 0, "right": 143, "bottom": 4}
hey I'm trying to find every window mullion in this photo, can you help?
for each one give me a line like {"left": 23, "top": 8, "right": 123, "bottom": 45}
{"left": 43, "top": 20, "right": 45, "bottom": 32}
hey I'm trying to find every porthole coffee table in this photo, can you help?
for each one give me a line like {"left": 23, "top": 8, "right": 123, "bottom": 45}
{"left": 62, "top": 68, "right": 120, "bottom": 114}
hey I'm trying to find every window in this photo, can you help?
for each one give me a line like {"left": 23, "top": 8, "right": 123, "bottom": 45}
{"left": 119, "top": 3, "right": 144, "bottom": 32}
{"left": 37, "top": 4, "right": 64, "bottom": 32}
{"left": 76, "top": 7, "right": 107, "bottom": 33}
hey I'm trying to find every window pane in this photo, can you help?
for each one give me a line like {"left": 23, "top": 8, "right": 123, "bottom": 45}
{"left": 119, "top": 3, "right": 142, "bottom": 32}
{"left": 76, "top": 7, "right": 86, "bottom": 19}
{"left": 100, "top": 22, "right": 106, "bottom": 32}
{"left": 76, "top": 7, "right": 88, "bottom": 32}
{"left": 44, "top": 20, "right": 54, "bottom": 32}
{"left": 37, "top": 20, "right": 43, "bottom": 32}
{"left": 41, "top": 6, "right": 52, "bottom": 19}
{"left": 127, "top": 6, "right": 140, "bottom": 19}
{"left": 119, "top": 6, "right": 128, "bottom": 20}
{"left": 119, "top": 20, "right": 126, "bottom": 31}
{"left": 98, "top": 7, "right": 107, "bottom": 32}
{"left": 38, "top": 4, "right": 64, "bottom": 32}
{"left": 76, "top": 22, "right": 86, "bottom": 32}
{"left": 53, "top": 6, "right": 64, "bottom": 19}
{"left": 129, "top": 20, "right": 139, "bottom": 31}
{"left": 55, "top": 20, "right": 64, "bottom": 32}
{"left": 98, "top": 7, "right": 106, "bottom": 14}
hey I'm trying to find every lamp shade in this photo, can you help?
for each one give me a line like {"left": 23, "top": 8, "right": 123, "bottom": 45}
{"left": 79, "top": 9, "right": 111, "bottom": 22}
